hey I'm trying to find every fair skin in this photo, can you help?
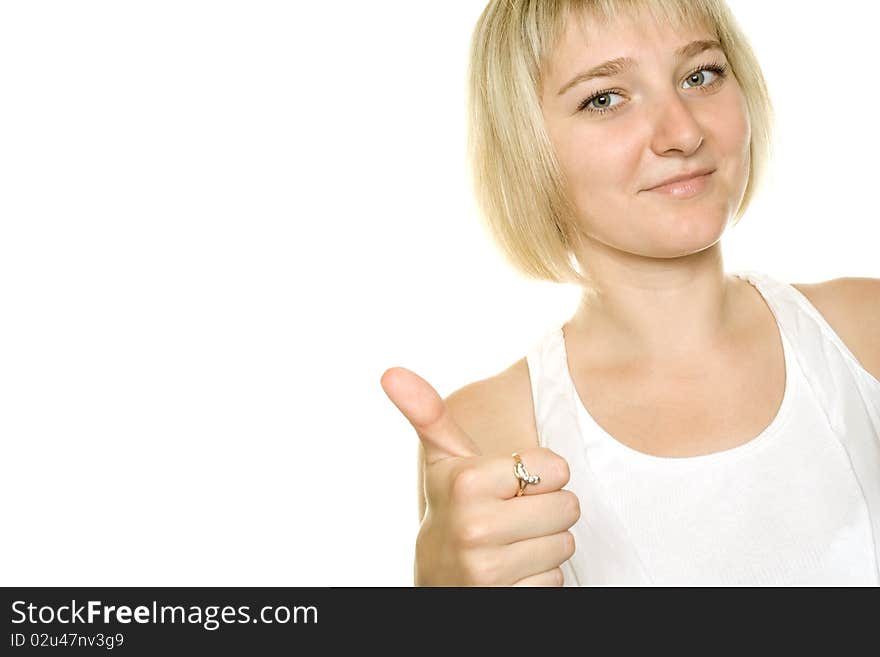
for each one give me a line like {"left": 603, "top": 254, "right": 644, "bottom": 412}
{"left": 417, "top": 8, "right": 880, "bottom": 521}
{"left": 386, "top": 9, "right": 880, "bottom": 583}
{"left": 531, "top": 9, "right": 784, "bottom": 459}
{"left": 540, "top": 9, "right": 751, "bottom": 363}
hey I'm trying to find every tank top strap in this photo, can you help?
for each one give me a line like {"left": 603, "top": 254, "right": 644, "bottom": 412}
{"left": 735, "top": 270, "right": 878, "bottom": 382}
{"left": 732, "top": 269, "right": 880, "bottom": 430}
{"left": 526, "top": 327, "right": 654, "bottom": 585}
{"left": 733, "top": 270, "right": 880, "bottom": 572}
{"left": 525, "top": 328, "right": 579, "bottom": 450}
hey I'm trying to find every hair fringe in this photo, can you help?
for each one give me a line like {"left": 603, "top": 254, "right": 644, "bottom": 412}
{"left": 466, "top": 0, "right": 775, "bottom": 290}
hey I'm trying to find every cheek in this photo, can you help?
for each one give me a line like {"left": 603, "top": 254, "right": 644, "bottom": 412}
{"left": 717, "top": 101, "right": 752, "bottom": 198}
{"left": 717, "top": 89, "right": 752, "bottom": 159}
{"left": 550, "top": 94, "right": 749, "bottom": 248}
{"left": 559, "top": 127, "right": 641, "bottom": 201}
{"left": 725, "top": 115, "right": 750, "bottom": 161}
{"left": 550, "top": 128, "right": 643, "bottom": 241}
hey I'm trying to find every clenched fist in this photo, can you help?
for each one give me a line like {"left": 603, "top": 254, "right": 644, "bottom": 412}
{"left": 381, "top": 366, "right": 580, "bottom": 586}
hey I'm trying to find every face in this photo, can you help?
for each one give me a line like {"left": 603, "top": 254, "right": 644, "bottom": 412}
{"left": 540, "top": 9, "right": 751, "bottom": 259}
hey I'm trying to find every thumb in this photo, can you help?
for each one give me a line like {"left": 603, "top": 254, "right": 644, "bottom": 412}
{"left": 381, "top": 366, "right": 482, "bottom": 465}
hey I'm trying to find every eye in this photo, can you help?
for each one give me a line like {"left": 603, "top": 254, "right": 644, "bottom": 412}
{"left": 577, "top": 61, "right": 729, "bottom": 116}
{"left": 577, "top": 89, "right": 624, "bottom": 115}
{"left": 682, "top": 63, "right": 728, "bottom": 90}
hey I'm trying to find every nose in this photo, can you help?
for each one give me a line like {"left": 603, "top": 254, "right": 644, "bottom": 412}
{"left": 648, "top": 92, "right": 705, "bottom": 156}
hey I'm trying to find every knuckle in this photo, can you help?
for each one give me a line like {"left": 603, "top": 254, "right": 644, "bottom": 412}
{"left": 461, "top": 551, "right": 501, "bottom": 586}
{"left": 455, "top": 517, "right": 492, "bottom": 547}
{"left": 562, "top": 531, "right": 576, "bottom": 559}
{"left": 552, "top": 567, "right": 565, "bottom": 586}
{"left": 450, "top": 466, "right": 481, "bottom": 501}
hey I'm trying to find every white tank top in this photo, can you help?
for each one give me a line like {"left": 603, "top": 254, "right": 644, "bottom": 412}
{"left": 525, "top": 270, "right": 880, "bottom": 586}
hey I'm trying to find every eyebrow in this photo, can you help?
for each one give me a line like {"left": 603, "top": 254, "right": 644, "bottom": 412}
{"left": 556, "top": 39, "right": 724, "bottom": 96}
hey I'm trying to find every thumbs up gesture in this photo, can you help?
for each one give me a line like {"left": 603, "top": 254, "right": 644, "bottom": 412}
{"left": 381, "top": 366, "right": 580, "bottom": 586}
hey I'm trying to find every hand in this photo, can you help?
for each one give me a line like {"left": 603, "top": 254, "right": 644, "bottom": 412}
{"left": 381, "top": 366, "right": 580, "bottom": 586}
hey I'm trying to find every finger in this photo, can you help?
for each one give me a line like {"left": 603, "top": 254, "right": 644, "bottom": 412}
{"left": 512, "top": 568, "right": 565, "bottom": 587}
{"left": 381, "top": 366, "right": 482, "bottom": 464}
{"left": 498, "top": 531, "right": 576, "bottom": 584}
{"left": 475, "top": 490, "right": 580, "bottom": 544}
{"left": 453, "top": 447, "right": 571, "bottom": 500}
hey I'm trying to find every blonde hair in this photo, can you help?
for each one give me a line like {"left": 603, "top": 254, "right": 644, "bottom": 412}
{"left": 466, "top": 0, "right": 775, "bottom": 288}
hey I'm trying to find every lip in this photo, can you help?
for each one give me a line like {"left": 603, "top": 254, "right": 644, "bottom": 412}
{"left": 643, "top": 169, "right": 715, "bottom": 199}
{"left": 644, "top": 168, "right": 715, "bottom": 191}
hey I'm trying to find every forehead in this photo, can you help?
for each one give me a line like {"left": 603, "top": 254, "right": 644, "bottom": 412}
{"left": 545, "top": 6, "right": 717, "bottom": 79}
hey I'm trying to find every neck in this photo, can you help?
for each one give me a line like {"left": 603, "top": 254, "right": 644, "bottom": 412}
{"left": 567, "top": 241, "right": 741, "bottom": 365}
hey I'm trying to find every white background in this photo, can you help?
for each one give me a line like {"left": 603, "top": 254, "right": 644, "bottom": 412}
{"left": 0, "top": 1, "right": 877, "bottom": 586}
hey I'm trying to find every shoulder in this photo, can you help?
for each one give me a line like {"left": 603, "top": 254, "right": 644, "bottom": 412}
{"left": 442, "top": 357, "right": 540, "bottom": 457}
{"left": 791, "top": 277, "right": 880, "bottom": 379}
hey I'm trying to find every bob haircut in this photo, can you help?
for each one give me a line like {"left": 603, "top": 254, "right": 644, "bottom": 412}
{"left": 466, "top": 0, "right": 775, "bottom": 289}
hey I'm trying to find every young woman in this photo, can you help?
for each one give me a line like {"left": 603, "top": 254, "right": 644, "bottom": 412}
{"left": 381, "top": 0, "right": 880, "bottom": 586}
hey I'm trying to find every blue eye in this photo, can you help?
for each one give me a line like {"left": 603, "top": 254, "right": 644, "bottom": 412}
{"left": 577, "top": 61, "right": 729, "bottom": 116}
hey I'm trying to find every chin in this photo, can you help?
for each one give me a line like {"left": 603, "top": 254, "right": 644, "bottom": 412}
{"left": 675, "top": 206, "right": 728, "bottom": 233}
{"left": 579, "top": 199, "right": 732, "bottom": 258}
{"left": 634, "top": 210, "right": 730, "bottom": 258}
